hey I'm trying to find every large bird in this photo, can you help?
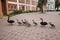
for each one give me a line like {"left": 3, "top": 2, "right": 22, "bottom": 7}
{"left": 7, "top": 15, "right": 14, "bottom": 25}
{"left": 49, "top": 22, "right": 55, "bottom": 28}
{"left": 40, "top": 18, "right": 48, "bottom": 26}
{"left": 32, "top": 20, "right": 37, "bottom": 26}
{"left": 17, "top": 19, "right": 22, "bottom": 25}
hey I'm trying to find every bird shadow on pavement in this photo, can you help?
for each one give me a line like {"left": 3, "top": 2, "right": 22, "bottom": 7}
{"left": 6, "top": 24, "right": 14, "bottom": 26}
{"left": 40, "top": 25, "right": 46, "bottom": 28}
{"left": 49, "top": 27, "right": 56, "bottom": 29}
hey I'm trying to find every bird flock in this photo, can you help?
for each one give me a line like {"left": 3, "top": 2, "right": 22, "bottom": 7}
{"left": 7, "top": 15, "right": 55, "bottom": 28}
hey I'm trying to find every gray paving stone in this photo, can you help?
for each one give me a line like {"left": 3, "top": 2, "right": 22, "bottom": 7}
{"left": 0, "top": 12, "right": 60, "bottom": 40}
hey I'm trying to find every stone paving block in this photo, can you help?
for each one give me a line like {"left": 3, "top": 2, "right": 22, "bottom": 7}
{"left": 0, "top": 12, "right": 60, "bottom": 40}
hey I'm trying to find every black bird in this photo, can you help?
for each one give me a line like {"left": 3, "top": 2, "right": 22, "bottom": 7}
{"left": 49, "top": 22, "right": 55, "bottom": 28}
{"left": 32, "top": 20, "right": 37, "bottom": 26}
{"left": 7, "top": 15, "right": 14, "bottom": 25}
{"left": 17, "top": 19, "right": 22, "bottom": 25}
{"left": 40, "top": 18, "right": 48, "bottom": 26}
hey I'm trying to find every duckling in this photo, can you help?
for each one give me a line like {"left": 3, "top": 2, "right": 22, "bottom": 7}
{"left": 32, "top": 20, "right": 37, "bottom": 26}
{"left": 17, "top": 19, "right": 22, "bottom": 25}
{"left": 24, "top": 19, "right": 31, "bottom": 27}
{"left": 27, "top": 22, "right": 31, "bottom": 27}
{"left": 49, "top": 22, "right": 55, "bottom": 28}
{"left": 21, "top": 19, "right": 27, "bottom": 25}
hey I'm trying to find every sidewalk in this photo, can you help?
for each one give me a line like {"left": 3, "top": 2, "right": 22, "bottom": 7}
{"left": 0, "top": 12, "right": 60, "bottom": 40}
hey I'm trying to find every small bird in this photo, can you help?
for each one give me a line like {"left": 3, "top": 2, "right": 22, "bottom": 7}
{"left": 7, "top": 15, "right": 14, "bottom": 25}
{"left": 32, "top": 20, "right": 37, "bottom": 26}
{"left": 21, "top": 19, "right": 27, "bottom": 25}
{"left": 27, "top": 22, "right": 31, "bottom": 27}
{"left": 40, "top": 18, "right": 48, "bottom": 26}
{"left": 24, "top": 19, "right": 31, "bottom": 27}
{"left": 49, "top": 22, "right": 55, "bottom": 28}
{"left": 17, "top": 19, "right": 22, "bottom": 25}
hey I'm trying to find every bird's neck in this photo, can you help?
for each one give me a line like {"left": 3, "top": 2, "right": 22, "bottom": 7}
{"left": 8, "top": 16, "right": 10, "bottom": 21}
{"left": 42, "top": 19, "right": 43, "bottom": 22}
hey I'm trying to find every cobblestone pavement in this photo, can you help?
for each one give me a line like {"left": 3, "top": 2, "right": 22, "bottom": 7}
{"left": 0, "top": 12, "right": 60, "bottom": 40}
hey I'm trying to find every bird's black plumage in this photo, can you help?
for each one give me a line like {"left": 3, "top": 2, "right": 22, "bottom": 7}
{"left": 40, "top": 22, "right": 47, "bottom": 25}
{"left": 40, "top": 18, "right": 48, "bottom": 25}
